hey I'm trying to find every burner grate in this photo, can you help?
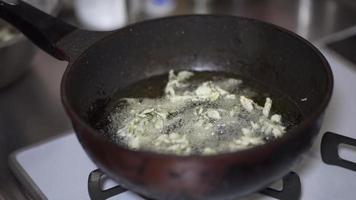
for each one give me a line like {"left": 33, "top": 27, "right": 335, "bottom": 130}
{"left": 321, "top": 132, "right": 356, "bottom": 171}
{"left": 88, "top": 169, "right": 130, "bottom": 200}
{"left": 88, "top": 170, "right": 301, "bottom": 200}
{"left": 260, "top": 172, "right": 301, "bottom": 200}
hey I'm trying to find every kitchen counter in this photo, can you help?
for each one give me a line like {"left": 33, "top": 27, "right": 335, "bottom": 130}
{"left": 1, "top": 0, "right": 356, "bottom": 199}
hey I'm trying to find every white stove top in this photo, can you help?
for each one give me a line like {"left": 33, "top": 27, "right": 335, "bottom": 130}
{"left": 8, "top": 45, "right": 356, "bottom": 200}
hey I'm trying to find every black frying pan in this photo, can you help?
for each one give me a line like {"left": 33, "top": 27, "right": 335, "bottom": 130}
{"left": 0, "top": 1, "right": 333, "bottom": 200}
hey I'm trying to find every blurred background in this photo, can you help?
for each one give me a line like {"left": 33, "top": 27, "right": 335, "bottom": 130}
{"left": 63, "top": 0, "right": 356, "bottom": 40}
{"left": 1, "top": 0, "right": 356, "bottom": 199}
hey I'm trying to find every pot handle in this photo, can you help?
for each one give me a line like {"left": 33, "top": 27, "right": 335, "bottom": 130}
{"left": 0, "top": 0, "right": 76, "bottom": 60}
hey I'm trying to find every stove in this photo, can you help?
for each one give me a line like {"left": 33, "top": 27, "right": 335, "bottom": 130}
{"left": 87, "top": 169, "right": 301, "bottom": 200}
{"left": 8, "top": 32, "right": 356, "bottom": 200}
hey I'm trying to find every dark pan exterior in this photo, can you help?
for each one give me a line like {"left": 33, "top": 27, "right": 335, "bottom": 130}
{"left": 60, "top": 16, "right": 333, "bottom": 200}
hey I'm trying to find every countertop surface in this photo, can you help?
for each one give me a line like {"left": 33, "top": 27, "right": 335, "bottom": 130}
{"left": 1, "top": 0, "right": 356, "bottom": 199}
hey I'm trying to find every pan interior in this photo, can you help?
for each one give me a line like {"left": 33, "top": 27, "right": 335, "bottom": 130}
{"left": 63, "top": 16, "right": 331, "bottom": 142}
{"left": 95, "top": 71, "right": 301, "bottom": 135}
{"left": 89, "top": 70, "right": 304, "bottom": 155}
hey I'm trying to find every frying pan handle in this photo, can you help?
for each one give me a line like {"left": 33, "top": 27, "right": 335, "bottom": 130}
{"left": 0, "top": 0, "right": 76, "bottom": 60}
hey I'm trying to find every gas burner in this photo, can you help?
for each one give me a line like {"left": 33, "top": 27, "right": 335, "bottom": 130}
{"left": 321, "top": 132, "right": 356, "bottom": 171}
{"left": 88, "top": 169, "right": 132, "bottom": 200}
{"left": 260, "top": 172, "right": 301, "bottom": 200}
{"left": 87, "top": 131, "right": 356, "bottom": 200}
{"left": 88, "top": 170, "right": 301, "bottom": 200}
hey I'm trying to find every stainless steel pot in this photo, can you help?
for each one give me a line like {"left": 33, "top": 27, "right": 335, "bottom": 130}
{"left": 0, "top": 0, "right": 60, "bottom": 88}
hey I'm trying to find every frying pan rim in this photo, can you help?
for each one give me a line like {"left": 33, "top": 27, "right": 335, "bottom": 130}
{"left": 60, "top": 14, "right": 333, "bottom": 159}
